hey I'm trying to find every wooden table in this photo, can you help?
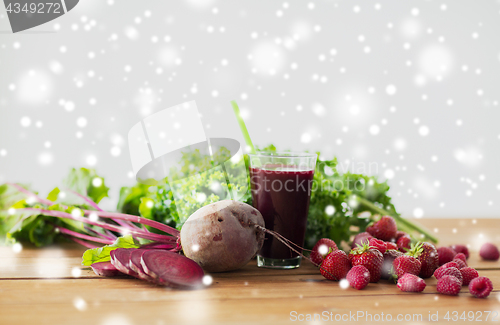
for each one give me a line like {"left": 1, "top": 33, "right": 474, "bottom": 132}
{"left": 1, "top": 218, "right": 499, "bottom": 325}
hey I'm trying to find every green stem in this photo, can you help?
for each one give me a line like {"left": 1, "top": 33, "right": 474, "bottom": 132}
{"left": 231, "top": 100, "right": 256, "bottom": 154}
{"left": 356, "top": 197, "right": 438, "bottom": 243}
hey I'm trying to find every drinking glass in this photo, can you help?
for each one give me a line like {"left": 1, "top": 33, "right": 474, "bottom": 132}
{"left": 248, "top": 151, "right": 317, "bottom": 268}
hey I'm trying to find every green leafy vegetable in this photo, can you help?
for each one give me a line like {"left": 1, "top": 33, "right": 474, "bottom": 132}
{"left": 81, "top": 235, "right": 141, "bottom": 266}
{"left": 64, "top": 167, "right": 109, "bottom": 204}
{"left": 0, "top": 169, "right": 110, "bottom": 246}
{"left": 115, "top": 143, "right": 436, "bottom": 248}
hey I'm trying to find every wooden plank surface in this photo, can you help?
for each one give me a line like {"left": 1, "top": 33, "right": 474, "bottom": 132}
{"left": 0, "top": 218, "right": 499, "bottom": 325}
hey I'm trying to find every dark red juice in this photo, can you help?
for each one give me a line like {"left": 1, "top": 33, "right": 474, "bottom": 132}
{"left": 249, "top": 166, "right": 314, "bottom": 259}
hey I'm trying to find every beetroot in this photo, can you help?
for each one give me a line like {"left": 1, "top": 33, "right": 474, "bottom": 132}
{"left": 129, "top": 249, "right": 155, "bottom": 282}
{"left": 91, "top": 261, "right": 121, "bottom": 277}
{"left": 110, "top": 249, "right": 139, "bottom": 278}
{"left": 180, "top": 200, "right": 265, "bottom": 272}
{"left": 141, "top": 250, "right": 204, "bottom": 288}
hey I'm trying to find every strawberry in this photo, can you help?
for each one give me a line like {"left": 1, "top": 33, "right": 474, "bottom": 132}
{"left": 437, "top": 275, "right": 462, "bottom": 296}
{"left": 417, "top": 242, "right": 439, "bottom": 278}
{"left": 437, "top": 246, "right": 456, "bottom": 265}
{"left": 469, "top": 277, "right": 493, "bottom": 298}
{"left": 393, "top": 242, "right": 423, "bottom": 278}
{"left": 346, "top": 265, "right": 370, "bottom": 290}
{"left": 310, "top": 238, "right": 338, "bottom": 266}
{"left": 349, "top": 243, "right": 383, "bottom": 283}
{"left": 366, "top": 215, "right": 397, "bottom": 241}
{"left": 351, "top": 232, "right": 373, "bottom": 249}
{"left": 381, "top": 249, "right": 403, "bottom": 280}
{"left": 479, "top": 243, "right": 499, "bottom": 261}
{"left": 397, "top": 273, "right": 426, "bottom": 292}
{"left": 450, "top": 244, "right": 469, "bottom": 259}
{"left": 393, "top": 255, "right": 421, "bottom": 278}
{"left": 320, "top": 250, "right": 351, "bottom": 281}
{"left": 460, "top": 267, "right": 479, "bottom": 286}
{"left": 452, "top": 257, "right": 467, "bottom": 269}
{"left": 434, "top": 267, "right": 463, "bottom": 284}
{"left": 396, "top": 235, "right": 411, "bottom": 252}
{"left": 386, "top": 242, "right": 398, "bottom": 250}
{"left": 369, "top": 238, "right": 387, "bottom": 254}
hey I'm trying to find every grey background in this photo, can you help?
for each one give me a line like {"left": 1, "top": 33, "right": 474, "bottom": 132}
{"left": 0, "top": 0, "right": 499, "bottom": 218}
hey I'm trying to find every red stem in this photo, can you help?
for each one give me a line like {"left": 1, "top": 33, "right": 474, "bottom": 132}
{"left": 57, "top": 227, "right": 114, "bottom": 245}
{"left": 67, "top": 189, "right": 142, "bottom": 231}
{"left": 140, "top": 242, "right": 177, "bottom": 250}
{"left": 68, "top": 237, "right": 99, "bottom": 249}
{"left": 84, "top": 226, "right": 116, "bottom": 241}
{"left": 20, "top": 208, "right": 178, "bottom": 243}
{"left": 254, "top": 225, "right": 340, "bottom": 279}
{"left": 8, "top": 182, "right": 173, "bottom": 236}
{"left": 67, "top": 188, "right": 104, "bottom": 211}
{"left": 7, "top": 183, "right": 53, "bottom": 205}
{"left": 81, "top": 210, "right": 180, "bottom": 237}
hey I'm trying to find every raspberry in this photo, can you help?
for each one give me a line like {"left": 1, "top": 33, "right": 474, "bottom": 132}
{"left": 479, "top": 243, "right": 499, "bottom": 261}
{"left": 396, "top": 235, "right": 411, "bottom": 253}
{"left": 369, "top": 238, "right": 387, "bottom": 254}
{"left": 397, "top": 273, "right": 426, "bottom": 292}
{"left": 450, "top": 244, "right": 469, "bottom": 259}
{"left": 452, "top": 257, "right": 467, "bottom": 269}
{"left": 346, "top": 265, "right": 370, "bottom": 290}
{"left": 460, "top": 267, "right": 479, "bottom": 286}
{"left": 433, "top": 261, "right": 459, "bottom": 277}
{"left": 454, "top": 253, "right": 467, "bottom": 263}
{"left": 434, "top": 266, "right": 463, "bottom": 284}
{"left": 437, "top": 247, "right": 456, "bottom": 266}
{"left": 386, "top": 242, "right": 398, "bottom": 250}
{"left": 437, "top": 275, "right": 462, "bottom": 296}
{"left": 468, "top": 277, "right": 493, "bottom": 298}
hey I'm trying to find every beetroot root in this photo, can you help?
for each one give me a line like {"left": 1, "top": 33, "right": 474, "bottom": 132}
{"left": 129, "top": 249, "right": 155, "bottom": 282}
{"left": 110, "top": 248, "right": 139, "bottom": 278}
{"left": 91, "top": 261, "right": 121, "bottom": 277}
{"left": 180, "top": 200, "right": 265, "bottom": 272}
{"left": 140, "top": 250, "right": 204, "bottom": 288}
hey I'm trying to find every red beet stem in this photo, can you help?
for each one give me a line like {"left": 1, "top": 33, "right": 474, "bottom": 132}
{"left": 7, "top": 183, "right": 53, "bottom": 205}
{"left": 8, "top": 183, "right": 178, "bottom": 246}
{"left": 253, "top": 225, "right": 315, "bottom": 264}
{"left": 57, "top": 227, "right": 114, "bottom": 245}
{"left": 83, "top": 226, "right": 116, "bottom": 241}
{"left": 140, "top": 242, "right": 177, "bottom": 250}
{"left": 69, "top": 237, "right": 99, "bottom": 249}
{"left": 66, "top": 188, "right": 104, "bottom": 211}
{"left": 82, "top": 210, "right": 179, "bottom": 237}
{"left": 67, "top": 189, "right": 142, "bottom": 231}
{"left": 19, "top": 208, "right": 177, "bottom": 243}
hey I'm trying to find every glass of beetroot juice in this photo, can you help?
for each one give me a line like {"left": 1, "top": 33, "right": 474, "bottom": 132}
{"left": 248, "top": 152, "right": 317, "bottom": 269}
